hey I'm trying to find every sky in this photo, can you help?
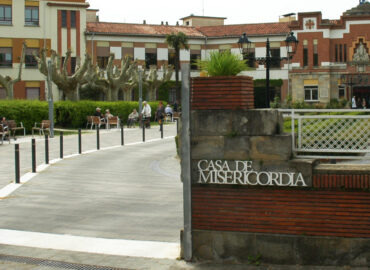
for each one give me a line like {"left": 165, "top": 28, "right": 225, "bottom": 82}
{"left": 87, "top": 0, "right": 362, "bottom": 25}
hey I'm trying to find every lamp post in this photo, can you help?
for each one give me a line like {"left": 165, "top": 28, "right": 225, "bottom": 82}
{"left": 238, "top": 32, "right": 298, "bottom": 108}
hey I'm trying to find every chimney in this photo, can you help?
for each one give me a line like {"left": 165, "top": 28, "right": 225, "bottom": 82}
{"left": 143, "top": 20, "right": 146, "bottom": 24}
{"left": 161, "top": 21, "right": 164, "bottom": 25}
{"left": 176, "top": 21, "right": 179, "bottom": 26}
{"left": 166, "top": 21, "right": 168, "bottom": 25}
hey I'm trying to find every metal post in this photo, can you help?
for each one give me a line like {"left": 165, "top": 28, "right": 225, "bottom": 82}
{"left": 60, "top": 131, "right": 63, "bottom": 159}
{"left": 15, "top": 144, "right": 20, "bottom": 184}
{"left": 45, "top": 134, "right": 49, "bottom": 164}
{"left": 47, "top": 60, "right": 54, "bottom": 138}
{"left": 265, "top": 38, "right": 271, "bottom": 108}
{"left": 160, "top": 122, "right": 163, "bottom": 139}
{"left": 96, "top": 127, "right": 100, "bottom": 150}
{"left": 139, "top": 69, "right": 143, "bottom": 114}
{"left": 121, "top": 125, "right": 124, "bottom": 145}
{"left": 78, "top": 128, "right": 82, "bottom": 154}
{"left": 32, "top": 138, "right": 36, "bottom": 173}
{"left": 142, "top": 119, "right": 145, "bottom": 142}
{"left": 181, "top": 63, "right": 192, "bottom": 261}
{"left": 176, "top": 118, "right": 179, "bottom": 134}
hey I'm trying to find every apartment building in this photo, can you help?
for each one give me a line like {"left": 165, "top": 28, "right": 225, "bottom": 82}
{"left": 0, "top": 0, "right": 88, "bottom": 100}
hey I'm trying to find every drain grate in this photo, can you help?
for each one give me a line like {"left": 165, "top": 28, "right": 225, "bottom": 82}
{"left": 0, "top": 254, "right": 131, "bottom": 270}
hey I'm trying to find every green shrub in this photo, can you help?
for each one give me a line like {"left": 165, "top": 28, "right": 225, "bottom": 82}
{"left": 196, "top": 50, "right": 248, "bottom": 76}
{"left": 0, "top": 100, "right": 164, "bottom": 132}
{"left": 0, "top": 100, "right": 48, "bottom": 132}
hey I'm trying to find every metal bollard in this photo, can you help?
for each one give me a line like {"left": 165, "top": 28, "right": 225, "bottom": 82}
{"left": 60, "top": 131, "right": 63, "bottom": 159}
{"left": 160, "top": 122, "right": 163, "bottom": 139}
{"left": 45, "top": 134, "right": 49, "bottom": 164}
{"left": 121, "top": 125, "right": 124, "bottom": 146}
{"left": 142, "top": 120, "right": 145, "bottom": 142}
{"left": 78, "top": 128, "right": 82, "bottom": 154}
{"left": 97, "top": 127, "right": 100, "bottom": 150}
{"left": 176, "top": 119, "right": 179, "bottom": 134}
{"left": 31, "top": 138, "right": 36, "bottom": 173}
{"left": 15, "top": 144, "right": 20, "bottom": 184}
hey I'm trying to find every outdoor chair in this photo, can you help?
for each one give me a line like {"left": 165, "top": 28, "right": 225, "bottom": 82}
{"left": 7, "top": 120, "right": 26, "bottom": 139}
{"left": 91, "top": 116, "right": 106, "bottom": 130}
{"left": 86, "top": 116, "right": 94, "bottom": 129}
{"left": 107, "top": 116, "right": 120, "bottom": 129}
{"left": 32, "top": 120, "right": 51, "bottom": 136}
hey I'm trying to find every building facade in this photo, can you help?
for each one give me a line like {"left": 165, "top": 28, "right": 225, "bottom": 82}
{"left": 1, "top": 0, "right": 369, "bottom": 104}
{"left": 0, "top": 0, "right": 88, "bottom": 100}
{"left": 290, "top": 2, "right": 370, "bottom": 105}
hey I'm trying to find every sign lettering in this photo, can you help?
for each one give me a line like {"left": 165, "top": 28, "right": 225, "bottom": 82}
{"left": 197, "top": 160, "right": 308, "bottom": 187}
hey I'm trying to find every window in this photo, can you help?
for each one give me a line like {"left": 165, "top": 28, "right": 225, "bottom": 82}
{"left": 25, "top": 48, "right": 38, "bottom": 68}
{"left": 97, "top": 56, "right": 109, "bottom": 69}
{"left": 304, "top": 86, "right": 319, "bottom": 101}
{"left": 0, "top": 88, "right": 6, "bottom": 99}
{"left": 0, "top": 5, "right": 11, "bottom": 25}
{"left": 343, "top": 44, "right": 347, "bottom": 62}
{"left": 335, "top": 44, "right": 338, "bottom": 62}
{"left": 71, "top": 57, "right": 76, "bottom": 73}
{"left": 0, "top": 47, "right": 12, "bottom": 67}
{"left": 190, "top": 52, "right": 200, "bottom": 70}
{"left": 26, "top": 87, "right": 40, "bottom": 100}
{"left": 122, "top": 47, "right": 134, "bottom": 58}
{"left": 25, "top": 6, "right": 39, "bottom": 26}
{"left": 145, "top": 52, "right": 157, "bottom": 69}
{"left": 313, "top": 40, "right": 318, "bottom": 67}
{"left": 70, "top": 11, "right": 76, "bottom": 28}
{"left": 303, "top": 40, "right": 308, "bottom": 67}
{"left": 168, "top": 50, "right": 176, "bottom": 67}
{"left": 61, "top": 10, "right": 67, "bottom": 27}
{"left": 270, "top": 48, "right": 280, "bottom": 68}
{"left": 338, "top": 85, "right": 345, "bottom": 99}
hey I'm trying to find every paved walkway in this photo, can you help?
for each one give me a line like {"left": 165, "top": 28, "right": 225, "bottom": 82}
{"left": 0, "top": 124, "right": 177, "bottom": 188}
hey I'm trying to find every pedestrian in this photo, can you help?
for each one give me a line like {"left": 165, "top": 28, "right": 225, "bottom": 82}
{"left": 351, "top": 96, "right": 357, "bottom": 109}
{"left": 156, "top": 102, "right": 165, "bottom": 131}
{"left": 362, "top": 98, "right": 367, "bottom": 109}
{"left": 141, "top": 101, "right": 151, "bottom": 128}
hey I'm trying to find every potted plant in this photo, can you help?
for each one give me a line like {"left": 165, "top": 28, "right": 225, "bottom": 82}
{"left": 191, "top": 50, "right": 254, "bottom": 110}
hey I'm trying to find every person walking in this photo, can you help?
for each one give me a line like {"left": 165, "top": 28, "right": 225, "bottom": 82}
{"left": 156, "top": 102, "right": 165, "bottom": 131}
{"left": 141, "top": 101, "right": 151, "bottom": 128}
{"left": 351, "top": 96, "right": 357, "bottom": 109}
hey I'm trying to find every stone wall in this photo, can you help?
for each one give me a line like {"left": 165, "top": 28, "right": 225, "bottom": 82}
{"left": 188, "top": 109, "right": 370, "bottom": 267}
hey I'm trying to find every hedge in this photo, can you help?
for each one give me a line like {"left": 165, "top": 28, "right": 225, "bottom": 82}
{"left": 0, "top": 100, "right": 164, "bottom": 132}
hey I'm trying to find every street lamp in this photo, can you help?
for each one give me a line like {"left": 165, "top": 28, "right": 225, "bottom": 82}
{"left": 238, "top": 31, "right": 298, "bottom": 108}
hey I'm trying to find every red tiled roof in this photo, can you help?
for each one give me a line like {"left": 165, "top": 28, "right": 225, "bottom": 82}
{"left": 86, "top": 22, "right": 205, "bottom": 38}
{"left": 197, "top": 22, "right": 291, "bottom": 37}
{"left": 86, "top": 21, "right": 291, "bottom": 39}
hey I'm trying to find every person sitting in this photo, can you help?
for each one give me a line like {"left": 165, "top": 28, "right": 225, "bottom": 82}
{"left": 165, "top": 104, "right": 173, "bottom": 119}
{"left": 105, "top": 109, "right": 113, "bottom": 119}
{"left": 141, "top": 101, "right": 151, "bottom": 128}
{"left": 127, "top": 109, "right": 139, "bottom": 128}
{"left": 1, "top": 117, "right": 9, "bottom": 140}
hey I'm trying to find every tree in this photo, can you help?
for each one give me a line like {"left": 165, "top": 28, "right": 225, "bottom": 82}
{"left": 79, "top": 60, "right": 109, "bottom": 100}
{"left": 165, "top": 32, "right": 189, "bottom": 102}
{"left": 34, "top": 49, "right": 90, "bottom": 101}
{"left": 0, "top": 42, "right": 26, "bottom": 99}
{"left": 145, "top": 64, "right": 174, "bottom": 101}
{"left": 105, "top": 53, "right": 136, "bottom": 101}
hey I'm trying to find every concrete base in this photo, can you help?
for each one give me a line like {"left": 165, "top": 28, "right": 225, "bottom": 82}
{"left": 190, "top": 230, "right": 370, "bottom": 267}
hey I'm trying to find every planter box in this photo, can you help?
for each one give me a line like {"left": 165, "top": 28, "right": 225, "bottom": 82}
{"left": 191, "top": 76, "right": 254, "bottom": 110}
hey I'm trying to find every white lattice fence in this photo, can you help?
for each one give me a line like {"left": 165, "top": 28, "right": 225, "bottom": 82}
{"left": 298, "top": 115, "right": 370, "bottom": 152}
{"left": 283, "top": 109, "right": 370, "bottom": 159}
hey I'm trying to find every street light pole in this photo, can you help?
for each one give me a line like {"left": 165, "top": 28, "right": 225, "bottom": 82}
{"left": 238, "top": 32, "right": 298, "bottom": 108}
{"left": 265, "top": 39, "right": 271, "bottom": 108}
